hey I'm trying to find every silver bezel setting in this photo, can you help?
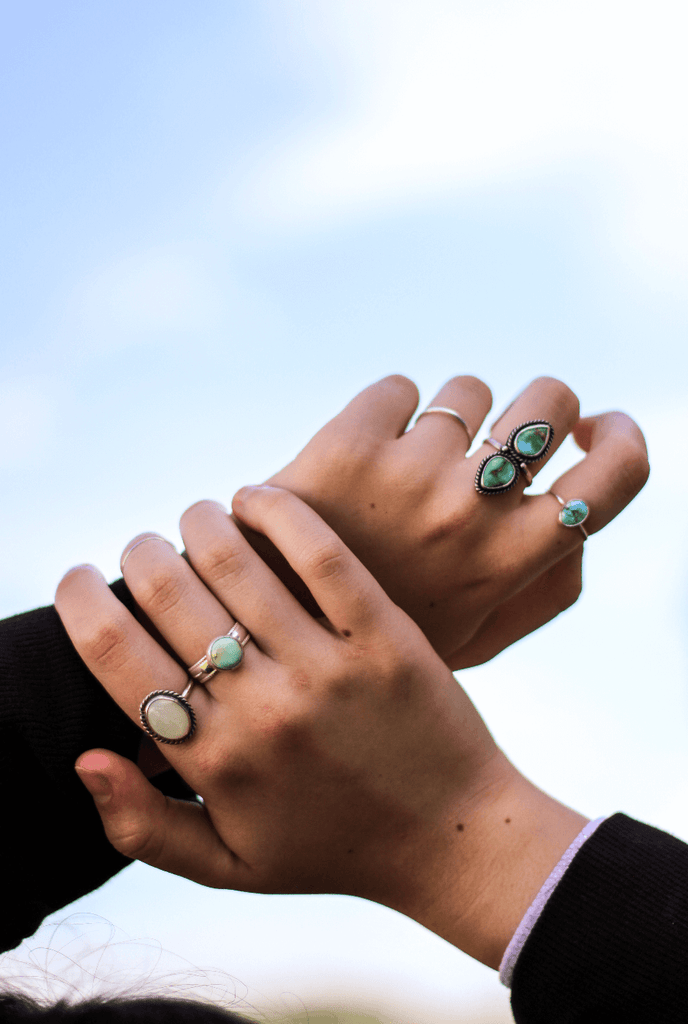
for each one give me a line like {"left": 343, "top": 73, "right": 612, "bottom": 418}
{"left": 475, "top": 451, "right": 521, "bottom": 495}
{"left": 139, "top": 689, "right": 196, "bottom": 745}
{"left": 505, "top": 420, "right": 554, "bottom": 464}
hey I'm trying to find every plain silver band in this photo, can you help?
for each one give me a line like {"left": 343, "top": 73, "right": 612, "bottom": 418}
{"left": 188, "top": 622, "right": 252, "bottom": 684}
{"left": 120, "top": 535, "right": 177, "bottom": 573}
{"left": 416, "top": 407, "right": 472, "bottom": 444}
{"left": 483, "top": 437, "right": 533, "bottom": 486}
{"left": 551, "top": 492, "right": 589, "bottom": 540}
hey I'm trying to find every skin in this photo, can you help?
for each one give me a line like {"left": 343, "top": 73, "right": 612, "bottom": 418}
{"left": 55, "top": 371, "right": 648, "bottom": 967}
{"left": 58, "top": 488, "right": 586, "bottom": 970}
{"left": 139, "top": 373, "right": 649, "bottom": 775}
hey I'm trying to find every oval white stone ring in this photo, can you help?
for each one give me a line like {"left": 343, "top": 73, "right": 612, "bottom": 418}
{"left": 140, "top": 680, "right": 197, "bottom": 745}
{"left": 188, "top": 622, "right": 251, "bottom": 685}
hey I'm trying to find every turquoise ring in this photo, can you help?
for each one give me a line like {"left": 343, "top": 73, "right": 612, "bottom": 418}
{"left": 551, "top": 493, "right": 589, "bottom": 539}
{"left": 140, "top": 680, "right": 196, "bottom": 744}
{"left": 475, "top": 420, "right": 554, "bottom": 495}
{"left": 188, "top": 622, "right": 251, "bottom": 684}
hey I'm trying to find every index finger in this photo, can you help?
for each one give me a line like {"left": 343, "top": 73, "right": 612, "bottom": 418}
{"left": 231, "top": 486, "right": 392, "bottom": 640}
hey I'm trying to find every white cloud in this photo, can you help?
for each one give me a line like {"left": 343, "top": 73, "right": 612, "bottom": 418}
{"left": 73, "top": 246, "right": 223, "bottom": 349}
{"left": 225, "top": 0, "right": 688, "bottom": 285}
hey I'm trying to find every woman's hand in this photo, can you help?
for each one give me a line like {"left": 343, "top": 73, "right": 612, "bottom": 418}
{"left": 257, "top": 374, "right": 649, "bottom": 668}
{"left": 56, "top": 489, "right": 586, "bottom": 969}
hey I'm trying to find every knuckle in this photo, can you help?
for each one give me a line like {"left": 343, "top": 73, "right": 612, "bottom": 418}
{"left": 302, "top": 543, "right": 348, "bottom": 584}
{"left": 376, "top": 373, "right": 419, "bottom": 406}
{"left": 529, "top": 376, "right": 580, "bottom": 420}
{"left": 136, "top": 568, "right": 187, "bottom": 617}
{"left": 196, "top": 540, "right": 250, "bottom": 587}
{"left": 109, "top": 816, "right": 165, "bottom": 864}
{"left": 443, "top": 374, "right": 492, "bottom": 406}
{"left": 55, "top": 564, "right": 100, "bottom": 602}
{"left": 83, "top": 616, "right": 132, "bottom": 672}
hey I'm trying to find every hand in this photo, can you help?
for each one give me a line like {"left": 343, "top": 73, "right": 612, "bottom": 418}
{"left": 254, "top": 375, "right": 649, "bottom": 668}
{"left": 56, "top": 488, "right": 586, "bottom": 968}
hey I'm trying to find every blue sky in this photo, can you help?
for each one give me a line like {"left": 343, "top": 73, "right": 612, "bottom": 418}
{"left": 2, "top": 2, "right": 688, "bottom": 1021}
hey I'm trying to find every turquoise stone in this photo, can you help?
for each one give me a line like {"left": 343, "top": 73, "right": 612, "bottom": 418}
{"left": 209, "top": 635, "right": 243, "bottom": 670}
{"left": 560, "top": 499, "right": 589, "bottom": 527}
{"left": 514, "top": 424, "right": 550, "bottom": 458}
{"left": 481, "top": 455, "right": 516, "bottom": 490}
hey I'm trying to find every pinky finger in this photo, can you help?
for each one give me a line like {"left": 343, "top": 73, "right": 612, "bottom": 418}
{"left": 75, "top": 750, "right": 244, "bottom": 889}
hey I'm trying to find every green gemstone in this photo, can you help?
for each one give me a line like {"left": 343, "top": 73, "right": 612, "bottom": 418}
{"left": 481, "top": 455, "right": 516, "bottom": 490}
{"left": 514, "top": 424, "right": 550, "bottom": 458}
{"left": 560, "top": 499, "right": 589, "bottom": 527}
{"left": 209, "top": 635, "right": 243, "bottom": 670}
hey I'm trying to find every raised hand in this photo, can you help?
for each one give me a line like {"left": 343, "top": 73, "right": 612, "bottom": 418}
{"left": 56, "top": 488, "right": 586, "bottom": 968}
{"left": 261, "top": 375, "right": 648, "bottom": 667}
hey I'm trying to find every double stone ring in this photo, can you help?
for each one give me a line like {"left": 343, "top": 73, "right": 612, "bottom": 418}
{"left": 475, "top": 420, "right": 553, "bottom": 495}
{"left": 139, "top": 622, "right": 251, "bottom": 745}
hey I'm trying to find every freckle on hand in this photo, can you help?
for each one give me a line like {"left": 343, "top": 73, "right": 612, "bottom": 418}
{"left": 456, "top": 823, "right": 464, "bottom": 832}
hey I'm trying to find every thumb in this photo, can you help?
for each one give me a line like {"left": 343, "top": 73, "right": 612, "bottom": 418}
{"left": 75, "top": 749, "right": 244, "bottom": 888}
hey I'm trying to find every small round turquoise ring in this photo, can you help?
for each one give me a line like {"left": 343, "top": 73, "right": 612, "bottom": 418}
{"left": 188, "top": 622, "right": 251, "bottom": 684}
{"left": 551, "top": 493, "right": 589, "bottom": 539}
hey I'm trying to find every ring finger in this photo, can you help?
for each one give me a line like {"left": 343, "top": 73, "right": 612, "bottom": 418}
{"left": 403, "top": 375, "right": 493, "bottom": 460}
{"left": 466, "top": 376, "right": 580, "bottom": 497}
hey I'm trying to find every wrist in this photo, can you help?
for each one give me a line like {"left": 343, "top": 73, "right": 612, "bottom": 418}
{"left": 388, "top": 753, "right": 588, "bottom": 969}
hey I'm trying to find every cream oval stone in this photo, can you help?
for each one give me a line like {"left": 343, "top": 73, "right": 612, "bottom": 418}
{"left": 145, "top": 695, "right": 191, "bottom": 740}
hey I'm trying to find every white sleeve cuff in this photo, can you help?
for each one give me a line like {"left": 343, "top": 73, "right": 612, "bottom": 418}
{"left": 498, "top": 815, "right": 607, "bottom": 987}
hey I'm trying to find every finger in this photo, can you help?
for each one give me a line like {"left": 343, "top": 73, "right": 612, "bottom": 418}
{"left": 120, "top": 527, "right": 267, "bottom": 672}
{"left": 232, "top": 486, "right": 391, "bottom": 639}
{"left": 447, "top": 548, "right": 583, "bottom": 670}
{"left": 405, "top": 375, "right": 492, "bottom": 458}
{"left": 314, "top": 374, "right": 420, "bottom": 440}
{"left": 75, "top": 750, "right": 245, "bottom": 887}
{"left": 55, "top": 564, "right": 212, "bottom": 743}
{"left": 179, "top": 500, "right": 324, "bottom": 655}
{"left": 468, "top": 376, "right": 580, "bottom": 495}
{"left": 514, "top": 410, "right": 649, "bottom": 567}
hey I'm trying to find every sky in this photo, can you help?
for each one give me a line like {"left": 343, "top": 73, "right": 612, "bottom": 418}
{"left": 1, "top": 2, "right": 688, "bottom": 1021}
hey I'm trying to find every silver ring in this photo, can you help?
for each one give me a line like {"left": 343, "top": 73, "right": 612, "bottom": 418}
{"left": 140, "top": 679, "right": 196, "bottom": 745}
{"left": 416, "top": 407, "right": 472, "bottom": 444}
{"left": 120, "top": 535, "right": 177, "bottom": 573}
{"left": 188, "top": 622, "right": 251, "bottom": 684}
{"left": 482, "top": 437, "right": 533, "bottom": 486}
{"left": 551, "top": 493, "right": 589, "bottom": 539}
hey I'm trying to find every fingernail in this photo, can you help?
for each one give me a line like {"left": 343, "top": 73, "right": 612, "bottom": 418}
{"left": 76, "top": 753, "right": 113, "bottom": 805}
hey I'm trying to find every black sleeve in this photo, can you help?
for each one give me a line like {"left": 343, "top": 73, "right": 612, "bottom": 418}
{"left": 0, "top": 579, "right": 196, "bottom": 954}
{"left": 510, "top": 812, "right": 688, "bottom": 1023}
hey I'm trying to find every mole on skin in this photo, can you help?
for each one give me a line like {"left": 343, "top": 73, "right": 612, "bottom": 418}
{"left": 456, "top": 823, "right": 464, "bottom": 832}
{"left": 505, "top": 818, "right": 511, "bottom": 824}
{"left": 342, "top": 629, "right": 352, "bottom": 637}
{"left": 370, "top": 503, "right": 376, "bottom": 509}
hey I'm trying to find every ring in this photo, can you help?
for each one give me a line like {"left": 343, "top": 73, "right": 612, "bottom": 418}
{"left": 415, "top": 406, "right": 472, "bottom": 445}
{"left": 140, "top": 680, "right": 196, "bottom": 744}
{"left": 485, "top": 437, "right": 533, "bottom": 486}
{"left": 551, "top": 493, "right": 589, "bottom": 539}
{"left": 475, "top": 420, "right": 553, "bottom": 495}
{"left": 188, "top": 622, "right": 251, "bottom": 684}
